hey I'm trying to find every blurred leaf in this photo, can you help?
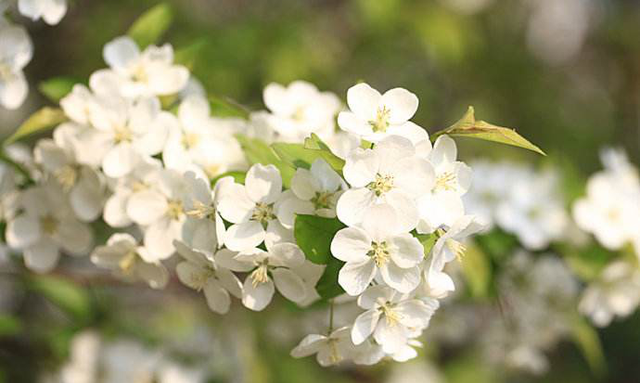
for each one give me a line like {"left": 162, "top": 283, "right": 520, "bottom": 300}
{"left": 27, "top": 275, "right": 91, "bottom": 323}
{"left": 460, "top": 243, "right": 491, "bottom": 298}
{"left": 571, "top": 315, "right": 606, "bottom": 376}
{"left": 294, "top": 215, "right": 345, "bottom": 264}
{"left": 562, "top": 243, "right": 617, "bottom": 281}
{"left": 432, "top": 106, "right": 545, "bottom": 155}
{"left": 209, "top": 95, "right": 250, "bottom": 118}
{"left": 302, "top": 133, "right": 346, "bottom": 173}
{"left": 444, "top": 351, "right": 498, "bottom": 383}
{"left": 475, "top": 230, "right": 518, "bottom": 262}
{"left": 4, "top": 107, "right": 67, "bottom": 145}
{"left": 0, "top": 315, "right": 22, "bottom": 337}
{"left": 316, "top": 258, "right": 345, "bottom": 300}
{"left": 235, "top": 134, "right": 294, "bottom": 187}
{"left": 38, "top": 77, "right": 78, "bottom": 102}
{"left": 416, "top": 232, "right": 438, "bottom": 255}
{"left": 127, "top": 3, "right": 173, "bottom": 48}
{"left": 212, "top": 170, "right": 246, "bottom": 185}
{"left": 175, "top": 39, "right": 207, "bottom": 71}
{"left": 272, "top": 141, "right": 344, "bottom": 175}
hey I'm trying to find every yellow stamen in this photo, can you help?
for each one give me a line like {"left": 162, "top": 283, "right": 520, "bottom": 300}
{"left": 367, "top": 173, "right": 394, "bottom": 197}
{"left": 369, "top": 106, "right": 391, "bottom": 133}
{"left": 367, "top": 241, "right": 391, "bottom": 267}
{"left": 250, "top": 264, "right": 269, "bottom": 287}
{"left": 167, "top": 199, "right": 184, "bottom": 220}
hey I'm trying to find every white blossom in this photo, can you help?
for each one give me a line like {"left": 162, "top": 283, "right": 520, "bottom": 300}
{"left": 0, "top": 22, "right": 32, "bottom": 109}
{"left": 290, "top": 327, "right": 355, "bottom": 367}
{"left": 18, "top": 0, "right": 67, "bottom": 25}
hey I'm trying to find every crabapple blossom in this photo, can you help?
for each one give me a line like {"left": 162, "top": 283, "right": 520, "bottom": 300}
{"left": 337, "top": 83, "right": 422, "bottom": 143}
{"left": 5, "top": 182, "right": 92, "bottom": 272}
{"left": 351, "top": 285, "right": 439, "bottom": 354}
{"left": 263, "top": 80, "right": 341, "bottom": 142}
{"left": 337, "top": 135, "right": 435, "bottom": 232}
{"left": 91, "top": 233, "right": 168, "bottom": 289}
{"left": 217, "top": 164, "right": 291, "bottom": 251}
{"left": 290, "top": 327, "right": 356, "bottom": 367}
{"left": 17, "top": 0, "right": 67, "bottom": 25}
{"left": 60, "top": 84, "right": 96, "bottom": 126}
{"left": 174, "top": 240, "right": 243, "bottom": 314}
{"left": 231, "top": 242, "right": 308, "bottom": 311}
{"left": 0, "top": 22, "right": 32, "bottom": 109}
{"left": 90, "top": 36, "right": 189, "bottom": 98}
{"left": 34, "top": 124, "right": 106, "bottom": 221}
{"left": 424, "top": 215, "right": 485, "bottom": 297}
{"left": 331, "top": 204, "right": 424, "bottom": 295}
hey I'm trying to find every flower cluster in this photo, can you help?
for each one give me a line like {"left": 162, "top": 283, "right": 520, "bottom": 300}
{"left": 0, "top": 33, "right": 487, "bottom": 367}
{"left": 0, "top": 0, "right": 67, "bottom": 109}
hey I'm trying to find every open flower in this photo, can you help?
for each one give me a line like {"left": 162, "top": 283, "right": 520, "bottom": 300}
{"left": 5, "top": 182, "right": 93, "bottom": 272}
{"left": 351, "top": 285, "right": 439, "bottom": 354}
{"left": 291, "top": 327, "right": 355, "bottom": 367}
{"left": 337, "top": 83, "right": 420, "bottom": 143}
{"left": 174, "top": 240, "right": 243, "bottom": 314}
{"left": 231, "top": 242, "right": 307, "bottom": 311}
{"left": 90, "top": 36, "right": 189, "bottom": 98}
{"left": 331, "top": 204, "right": 424, "bottom": 295}
{"left": 336, "top": 135, "right": 435, "bottom": 232}
{"left": 0, "top": 22, "right": 32, "bottom": 109}
{"left": 425, "top": 215, "right": 485, "bottom": 297}
{"left": 217, "top": 164, "right": 290, "bottom": 251}
{"left": 91, "top": 233, "right": 168, "bottom": 289}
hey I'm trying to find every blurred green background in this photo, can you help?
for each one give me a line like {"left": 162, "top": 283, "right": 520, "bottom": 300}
{"left": 1, "top": 0, "right": 640, "bottom": 382}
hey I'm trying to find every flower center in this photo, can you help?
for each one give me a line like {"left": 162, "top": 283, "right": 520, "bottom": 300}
{"left": 379, "top": 301, "right": 403, "bottom": 327}
{"left": 54, "top": 165, "right": 79, "bottom": 190}
{"left": 369, "top": 106, "right": 391, "bottom": 133}
{"left": 327, "top": 338, "right": 342, "bottom": 364}
{"left": 292, "top": 107, "right": 306, "bottom": 122}
{"left": 191, "top": 267, "right": 216, "bottom": 291}
{"left": 0, "top": 62, "right": 12, "bottom": 80}
{"left": 114, "top": 125, "right": 133, "bottom": 144}
{"left": 181, "top": 132, "right": 200, "bottom": 149}
{"left": 311, "top": 191, "right": 334, "bottom": 210}
{"left": 204, "top": 163, "right": 223, "bottom": 179}
{"left": 118, "top": 250, "right": 138, "bottom": 274}
{"left": 367, "top": 241, "right": 390, "bottom": 267}
{"left": 166, "top": 199, "right": 184, "bottom": 220}
{"left": 251, "top": 202, "right": 275, "bottom": 227}
{"left": 250, "top": 263, "right": 270, "bottom": 287}
{"left": 40, "top": 214, "right": 59, "bottom": 235}
{"left": 367, "top": 173, "right": 394, "bottom": 197}
{"left": 435, "top": 171, "right": 457, "bottom": 192}
{"left": 186, "top": 200, "right": 215, "bottom": 220}
{"left": 447, "top": 238, "right": 466, "bottom": 262}
{"left": 131, "top": 64, "right": 149, "bottom": 83}
{"left": 132, "top": 181, "right": 149, "bottom": 193}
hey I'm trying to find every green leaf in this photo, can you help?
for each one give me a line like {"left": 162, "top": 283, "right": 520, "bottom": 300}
{"left": 416, "top": 232, "right": 438, "bottom": 255}
{"left": 460, "top": 243, "right": 491, "bottom": 298}
{"left": 38, "top": 77, "right": 78, "bottom": 102}
{"left": 235, "top": 134, "right": 295, "bottom": 187}
{"left": 432, "top": 106, "right": 545, "bottom": 155}
{"left": 302, "top": 133, "right": 346, "bottom": 173}
{"left": 571, "top": 315, "right": 606, "bottom": 376}
{"left": 209, "top": 95, "right": 250, "bottom": 118}
{"left": 127, "top": 3, "right": 173, "bottom": 49}
{"left": 560, "top": 243, "right": 617, "bottom": 282}
{"left": 294, "top": 214, "right": 345, "bottom": 264}
{"left": 4, "top": 107, "right": 67, "bottom": 145}
{"left": 174, "top": 39, "right": 207, "bottom": 71}
{"left": 0, "top": 314, "right": 23, "bottom": 337}
{"left": 27, "top": 275, "right": 92, "bottom": 322}
{"left": 315, "top": 258, "right": 345, "bottom": 300}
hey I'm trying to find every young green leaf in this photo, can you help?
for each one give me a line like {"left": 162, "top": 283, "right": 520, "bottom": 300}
{"left": 4, "top": 107, "right": 67, "bottom": 145}
{"left": 571, "top": 315, "right": 606, "bottom": 376}
{"left": 212, "top": 170, "right": 247, "bottom": 185}
{"left": 174, "top": 39, "right": 207, "bottom": 71}
{"left": 38, "top": 77, "right": 78, "bottom": 102}
{"left": 432, "top": 106, "right": 545, "bottom": 156}
{"left": 301, "top": 133, "right": 345, "bottom": 172}
{"left": 294, "top": 214, "right": 345, "bottom": 264}
{"left": 416, "top": 232, "right": 438, "bottom": 255}
{"left": 315, "top": 258, "right": 345, "bottom": 300}
{"left": 209, "top": 95, "right": 250, "bottom": 119}
{"left": 127, "top": 3, "right": 173, "bottom": 49}
{"left": 459, "top": 243, "right": 491, "bottom": 298}
{"left": 27, "top": 275, "right": 92, "bottom": 323}
{"left": 234, "top": 134, "right": 295, "bottom": 187}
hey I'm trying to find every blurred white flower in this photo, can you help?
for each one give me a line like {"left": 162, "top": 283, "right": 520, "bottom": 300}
{"left": 291, "top": 326, "right": 355, "bottom": 367}
{"left": 18, "top": 0, "right": 67, "bottom": 25}
{"left": 0, "top": 22, "right": 32, "bottom": 109}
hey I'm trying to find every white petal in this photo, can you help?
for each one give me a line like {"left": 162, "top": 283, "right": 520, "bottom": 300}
{"left": 390, "top": 157, "right": 435, "bottom": 197}
{"left": 268, "top": 243, "right": 305, "bottom": 268}
{"left": 203, "top": 280, "right": 231, "bottom": 314}
{"left": 216, "top": 267, "right": 243, "bottom": 298}
{"left": 343, "top": 148, "right": 378, "bottom": 188}
{"left": 245, "top": 164, "right": 282, "bottom": 204}
{"left": 373, "top": 318, "right": 407, "bottom": 354}
{"left": 380, "top": 262, "right": 420, "bottom": 293}
{"left": 217, "top": 183, "right": 255, "bottom": 223}
{"left": 272, "top": 268, "right": 306, "bottom": 303}
{"left": 143, "top": 219, "right": 181, "bottom": 260}
{"left": 338, "top": 259, "right": 376, "bottom": 296}
{"left": 56, "top": 219, "right": 93, "bottom": 255}
{"left": 242, "top": 277, "right": 275, "bottom": 311}
{"left": 335, "top": 188, "right": 375, "bottom": 227}
{"left": 102, "top": 143, "right": 139, "bottom": 178}
{"left": 330, "top": 227, "right": 371, "bottom": 263}
{"left": 290, "top": 168, "right": 317, "bottom": 200}
{"left": 383, "top": 190, "right": 419, "bottom": 232}
{"left": 126, "top": 189, "right": 167, "bottom": 226}
{"left": 311, "top": 158, "right": 342, "bottom": 192}
{"left": 103, "top": 193, "right": 132, "bottom": 228}
{"left": 291, "top": 334, "right": 327, "bottom": 358}
{"left": 70, "top": 171, "right": 104, "bottom": 222}
{"left": 380, "top": 88, "right": 419, "bottom": 124}
{"left": 0, "top": 71, "right": 28, "bottom": 110}
{"left": 23, "top": 239, "right": 60, "bottom": 273}
{"left": 147, "top": 65, "right": 189, "bottom": 96}
{"left": 103, "top": 36, "right": 140, "bottom": 71}
{"left": 389, "top": 234, "right": 424, "bottom": 268}
{"left": 430, "top": 135, "right": 457, "bottom": 166}
{"left": 224, "top": 221, "right": 265, "bottom": 252}
{"left": 347, "top": 83, "right": 381, "bottom": 120}
{"left": 337, "top": 111, "right": 374, "bottom": 137}
{"left": 351, "top": 309, "right": 381, "bottom": 345}
{"left": 275, "top": 194, "right": 313, "bottom": 229}
{"left": 6, "top": 215, "right": 40, "bottom": 249}
{"left": 136, "top": 261, "right": 169, "bottom": 289}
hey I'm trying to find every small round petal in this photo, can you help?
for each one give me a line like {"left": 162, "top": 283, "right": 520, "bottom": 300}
{"left": 136, "top": 261, "right": 169, "bottom": 289}
{"left": 291, "top": 168, "right": 318, "bottom": 200}
{"left": 203, "top": 280, "right": 232, "bottom": 314}
{"left": 268, "top": 243, "right": 305, "bottom": 268}
{"left": 103, "top": 36, "right": 140, "bottom": 71}
{"left": 338, "top": 259, "right": 376, "bottom": 296}
{"left": 373, "top": 317, "right": 407, "bottom": 354}
{"left": 23, "top": 239, "right": 60, "bottom": 273}
{"left": 430, "top": 135, "right": 457, "bottom": 166}
{"left": 245, "top": 164, "right": 282, "bottom": 204}
{"left": 383, "top": 190, "right": 419, "bottom": 232}
{"left": 103, "top": 193, "right": 132, "bottom": 228}
{"left": 216, "top": 267, "right": 243, "bottom": 298}
{"left": 346, "top": 83, "right": 381, "bottom": 120}
{"left": 102, "top": 143, "right": 140, "bottom": 178}
{"left": 224, "top": 221, "right": 265, "bottom": 252}
{"left": 381, "top": 88, "right": 419, "bottom": 124}
{"left": 388, "top": 234, "right": 424, "bottom": 268}
{"left": 272, "top": 268, "right": 306, "bottom": 303}
{"left": 6, "top": 215, "right": 40, "bottom": 249}
{"left": 126, "top": 189, "right": 167, "bottom": 226}
{"left": 143, "top": 219, "right": 181, "bottom": 260}
{"left": 390, "top": 157, "right": 435, "bottom": 198}
{"left": 335, "top": 188, "right": 375, "bottom": 228}
{"left": 337, "top": 111, "right": 374, "bottom": 137}
{"left": 217, "top": 183, "right": 255, "bottom": 224}
{"left": 56, "top": 219, "right": 93, "bottom": 255}
{"left": 311, "top": 159, "right": 343, "bottom": 192}
{"left": 290, "top": 334, "right": 327, "bottom": 358}
{"left": 242, "top": 277, "right": 275, "bottom": 311}
{"left": 0, "top": 71, "right": 28, "bottom": 110}
{"left": 380, "top": 262, "right": 420, "bottom": 293}
{"left": 343, "top": 148, "right": 378, "bottom": 188}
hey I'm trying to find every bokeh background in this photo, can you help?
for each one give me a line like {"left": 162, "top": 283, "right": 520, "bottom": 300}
{"left": 1, "top": 0, "right": 640, "bottom": 382}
